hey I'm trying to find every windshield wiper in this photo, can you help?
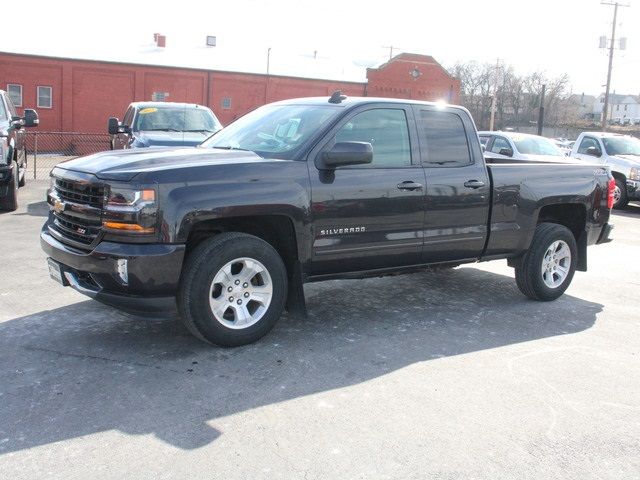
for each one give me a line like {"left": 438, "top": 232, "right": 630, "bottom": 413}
{"left": 211, "top": 145, "right": 253, "bottom": 152}
{"left": 145, "top": 128, "right": 181, "bottom": 132}
{"left": 184, "top": 129, "right": 214, "bottom": 133}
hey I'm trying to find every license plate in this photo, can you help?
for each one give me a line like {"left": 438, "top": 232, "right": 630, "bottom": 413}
{"left": 47, "top": 258, "right": 68, "bottom": 286}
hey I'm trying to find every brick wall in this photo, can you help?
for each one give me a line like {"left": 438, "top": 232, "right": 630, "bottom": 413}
{"left": 0, "top": 51, "right": 460, "bottom": 133}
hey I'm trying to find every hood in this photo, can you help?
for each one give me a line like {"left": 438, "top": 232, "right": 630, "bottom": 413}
{"left": 54, "top": 147, "right": 270, "bottom": 182}
{"left": 131, "top": 130, "right": 212, "bottom": 148}
{"left": 611, "top": 154, "right": 640, "bottom": 168}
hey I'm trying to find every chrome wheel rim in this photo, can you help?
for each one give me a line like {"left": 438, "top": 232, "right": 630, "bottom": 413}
{"left": 613, "top": 184, "right": 622, "bottom": 205}
{"left": 541, "top": 240, "right": 571, "bottom": 289}
{"left": 208, "top": 257, "right": 273, "bottom": 329}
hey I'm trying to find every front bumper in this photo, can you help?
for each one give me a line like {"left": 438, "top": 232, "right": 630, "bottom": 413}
{"left": 627, "top": 180, "right": 640, "bottom": 200}
{"left": 40, "top": 225, "right": 185, "bottom": 316}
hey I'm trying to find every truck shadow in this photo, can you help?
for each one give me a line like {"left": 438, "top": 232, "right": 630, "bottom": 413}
{"left": 0, "top": 267, "right": 602, "bottom": 454}
{"left": 612, "top": 203, "right": 640, "bottom": 218}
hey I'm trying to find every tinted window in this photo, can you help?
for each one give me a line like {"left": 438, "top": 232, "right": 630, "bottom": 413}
{"left": 334, "top": 109, "right": 411, "bottom": 168}
{"left": 5, "top": 95, "right": 17, "bottom": 117}
{"left": 419, "top": 110, "right": 471, "bottom": 166}
{"left": 491, "top": 136, "right": 511, "bottom": 154}
{"left": 577, "top": 137, "right": 599, "bottom": 154}
{"left": 123, "top": 107, "right": 135, "bottom": 127}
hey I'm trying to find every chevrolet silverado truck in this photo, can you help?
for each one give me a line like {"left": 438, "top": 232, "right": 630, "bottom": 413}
{"left": 42, "top": 94, "right": 614, "bottom": 346}
{"left": 108, "top": 102, "right": 222, "bottom": 150}
{"left": 0, "top": 90, "right": 39, "bottom": 211}
{"left": 569, "top": 131, "right": 640, "bottom": 208}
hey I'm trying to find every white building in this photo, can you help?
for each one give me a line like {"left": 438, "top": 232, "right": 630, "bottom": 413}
{"left": 593, "top": 93, "right": 640, "bottom": 124}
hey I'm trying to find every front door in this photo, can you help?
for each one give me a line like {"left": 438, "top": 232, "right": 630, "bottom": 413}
{"left": 308, "top": 105, "right": 426, "bottom": 276}
{"left": 413, "top": 106, "right": 491, "bottom": 263}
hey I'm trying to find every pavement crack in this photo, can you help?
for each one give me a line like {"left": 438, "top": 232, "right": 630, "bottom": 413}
{"left": 22, "top": 345, "right": 182, "bottom": 373}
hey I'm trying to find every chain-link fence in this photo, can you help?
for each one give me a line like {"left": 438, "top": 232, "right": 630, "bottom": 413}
{"left": 24, "top": 132, "right": 111, "bottom": 179}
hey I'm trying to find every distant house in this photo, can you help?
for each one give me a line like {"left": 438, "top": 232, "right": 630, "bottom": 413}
{"left": 593, "top": 93, "right": 640, "bottom": 124}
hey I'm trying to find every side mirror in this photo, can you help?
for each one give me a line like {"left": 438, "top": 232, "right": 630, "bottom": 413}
{"left": 499, "top": 147, "right": 514, "bottom": 157}
{"left": 317, "top": 141, "right": 373, "bottom": 170}
{"left": 586, "top": 146, "right": 602, "bottom": 157}
{"left": 108, "top": 117, "right": 121, "bottom": 135}
{"left": 23, "top": 109, "right": 39, "bottom": 128}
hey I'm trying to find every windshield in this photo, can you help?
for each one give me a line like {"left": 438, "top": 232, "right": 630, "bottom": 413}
{"left": 134, "top": 106, "right": 222, "bottom": 133}
{"left": 602, "top": 136, "right": 640, "bottom": 156}
{"left": 201, "top": 104, "right": 342, "bottom": 159}
{"left": 512, "top": 135, "right": 564, "bottom": 156}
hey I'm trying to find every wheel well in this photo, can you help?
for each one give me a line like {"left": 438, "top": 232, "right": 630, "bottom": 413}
{"left": 611, "top": 171, "right": 626, "bottom": 183}
{"left": 185, "top": 215, "right": 299, "bottom": 276}
{"left": 537, "top": 203, "right": 587, "bottom": 271}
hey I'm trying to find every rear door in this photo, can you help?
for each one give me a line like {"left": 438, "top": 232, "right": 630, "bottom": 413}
{"left": 413, "top": 106, "right": 491, "bottom": 263}
{"left": 308, "top": 104, "right": 427, "bottom": 276}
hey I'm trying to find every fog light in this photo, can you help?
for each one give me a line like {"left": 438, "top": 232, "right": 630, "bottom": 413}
{"left": 117, "top": 259, "right": 128, "bottom": 285}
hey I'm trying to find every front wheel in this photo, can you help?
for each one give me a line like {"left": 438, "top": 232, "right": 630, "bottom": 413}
{"left": 178, "top": 232, "right": 288, "bottom": 347}
{"left": 515, "top": 223, "right": 577, "bottom": 301}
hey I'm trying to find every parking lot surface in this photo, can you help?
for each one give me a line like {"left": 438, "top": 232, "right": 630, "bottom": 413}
{"left": 1, "top": 181, "right": 639, "bottom": 479}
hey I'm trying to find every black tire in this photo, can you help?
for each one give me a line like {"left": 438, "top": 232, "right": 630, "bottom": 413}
{"left": 612, "top": 178, "right": 628, "bottom": 209}
{"left": 0, "top": 162, "right": 18, "bottom": 212}
{"left": 178, "top": 232, "right": 288, "bottom": 347}
{"left": 18, "top": 149, "right": 27, "bottom": 187}
{"left": 515, "top": 222, "right": 577, "bottom": 301}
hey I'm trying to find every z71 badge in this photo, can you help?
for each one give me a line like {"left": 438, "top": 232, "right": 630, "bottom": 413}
{"left": 320, "top": 226, "right": 366, "bottom": 235}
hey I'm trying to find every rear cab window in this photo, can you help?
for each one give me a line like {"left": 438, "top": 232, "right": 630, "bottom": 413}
{"left": 414, "top": 108, "right": 473, "bottom": 167}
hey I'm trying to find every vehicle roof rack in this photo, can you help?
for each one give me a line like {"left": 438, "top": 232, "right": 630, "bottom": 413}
{"left": 329, "top": 91, "right": 347, "bottom": 104}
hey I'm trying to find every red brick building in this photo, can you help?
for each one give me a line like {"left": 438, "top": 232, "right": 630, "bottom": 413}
{"left": 0, "top": 51, "right": 460, "bottom": 133}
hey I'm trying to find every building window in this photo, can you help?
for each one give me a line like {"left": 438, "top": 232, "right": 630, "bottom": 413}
{"left": 7, "top": 84, "right": 22, "bottom": 107}
{"left": 37, "top": 86, "right": 52, "bottom": 109}
{"left": 151, "top": 91, "right": 169, "bottom": 101}
{"left": 222, "top": 97, "right": 232, "bottom": 110}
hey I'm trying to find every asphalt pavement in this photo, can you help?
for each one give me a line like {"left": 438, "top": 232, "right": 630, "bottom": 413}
{"left": 1, "top": 180, "right": 639, "bottom": 479}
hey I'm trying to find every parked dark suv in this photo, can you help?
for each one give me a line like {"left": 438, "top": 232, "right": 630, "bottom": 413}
{"left": 108, "top": 102, "right": 222, "bottom": 150}
{"left": 0, "top": 90, "right": 38, "bottom": 211}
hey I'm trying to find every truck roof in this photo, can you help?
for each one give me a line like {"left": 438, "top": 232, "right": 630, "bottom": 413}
{"left": 270, "top": 95, "right": 469, "bottom": 113}
{"left": 579, "top": 131, "right": 630, "bottom": 138}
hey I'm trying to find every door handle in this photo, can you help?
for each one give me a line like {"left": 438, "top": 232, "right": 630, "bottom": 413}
{"left": 464, "top": 180, "right": 485, "bottom": 189}
{"left": 397, "top": 181, "right": 423, "bottom": 191}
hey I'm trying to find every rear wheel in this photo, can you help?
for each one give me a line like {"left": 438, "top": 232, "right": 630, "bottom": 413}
{"left": 178, "top": 232, "right": 288, "bottom": 346}
{"left": 515, "top": 223, "right": 577, "bottom": 301}
{"left": 0, "top": 162, "right": 18, "bottom": 211}
{"left": 612, "top": 178, "right": 628, "bottom": 209}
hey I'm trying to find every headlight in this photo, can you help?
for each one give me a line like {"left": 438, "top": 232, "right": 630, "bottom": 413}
{"left": 103, "top": 186, "right": 157, "bottom": 234}
{"left": 630, "top": 167, "right": 640, "bottom": 181}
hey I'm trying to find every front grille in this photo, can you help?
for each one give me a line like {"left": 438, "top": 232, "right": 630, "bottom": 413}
{"left": 50, "top": 177, "right": 104, "bottom": 249}
{"left": 55, "top": 178, "right": 104, "bottom": 208}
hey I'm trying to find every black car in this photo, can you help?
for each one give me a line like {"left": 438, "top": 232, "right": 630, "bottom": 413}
{"left": 108, "top": 102, "right": 222, "bottom": 150}
{"left": 43, "top": 94, "right": 613, "bottom": 347}
{"left": 0, "top": 90, "right": 38, "bottom": 211}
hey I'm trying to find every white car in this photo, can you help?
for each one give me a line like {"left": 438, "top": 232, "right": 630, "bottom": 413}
{"left": 570, "top": 132, "right": 640, "bottom": 208}
{"left": 478, "top": 131, "right": 576, "bottom": 163}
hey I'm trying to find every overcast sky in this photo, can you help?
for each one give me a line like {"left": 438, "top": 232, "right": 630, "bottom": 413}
{"left": 2, "top": 0, "right": 639, "bottom": 96}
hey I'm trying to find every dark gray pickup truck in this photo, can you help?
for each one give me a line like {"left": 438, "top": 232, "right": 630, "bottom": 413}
{"left": 42, "top": 94, "right": 614, "bottom": 346}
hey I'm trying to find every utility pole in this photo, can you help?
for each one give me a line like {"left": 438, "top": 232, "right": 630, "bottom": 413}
{"left": 489, "top": 59, "right": 500, "bottom": 131}
{"left": 601, "top": 1, "right": 629, "bottom": 130}
{"left": 537, "top": 84, "right": 546, "bottom": 136}
{"left": 264, "top": 47, "right": 271, "bottom": 104}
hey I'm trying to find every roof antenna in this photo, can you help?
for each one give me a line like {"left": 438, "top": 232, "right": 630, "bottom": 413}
{"left": 329, "top": 91, "right": 347, "bottom": 104}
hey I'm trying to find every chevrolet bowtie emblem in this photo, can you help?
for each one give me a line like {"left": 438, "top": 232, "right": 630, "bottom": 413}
{"left": 53, "top": 200, "right": 66, "bottom": 213}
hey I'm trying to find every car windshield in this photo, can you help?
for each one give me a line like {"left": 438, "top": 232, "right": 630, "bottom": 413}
{"left": 201, "top": 104, "right": 342, "bottom": 159}
{"left": 134, "top": 106, "right": 222, "bottom": 133}
{"left": 512, "top": 135, "right": 564, "bottom": 156}
{"left": 602, "top": 136, "right": 640, "bottom": 156}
